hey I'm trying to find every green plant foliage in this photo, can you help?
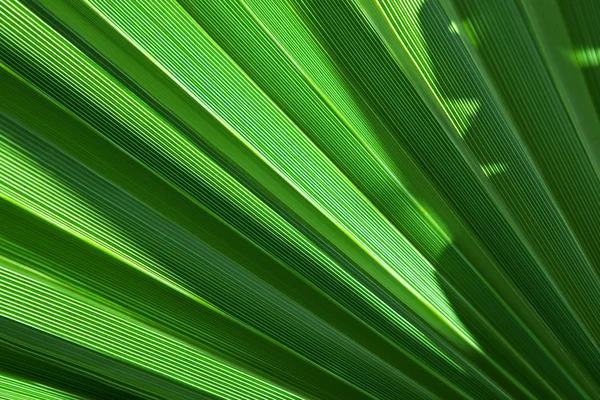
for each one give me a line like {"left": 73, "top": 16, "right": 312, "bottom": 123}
{"left": 1, "top": 0, "right": 600, "bottom": 398}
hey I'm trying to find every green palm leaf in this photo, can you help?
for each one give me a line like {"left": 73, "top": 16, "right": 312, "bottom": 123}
{"left": 1, "top": 0, "right": 600, "bottom": 398}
